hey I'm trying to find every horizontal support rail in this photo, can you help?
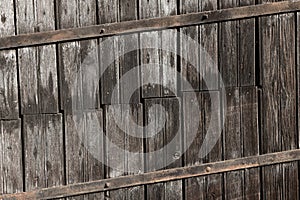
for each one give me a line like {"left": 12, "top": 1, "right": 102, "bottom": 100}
{"left": 0, "top": 1, "right": 300, "bottom": 50}
{"left": 1, "top": 149, "right": 300, "bottom": 199}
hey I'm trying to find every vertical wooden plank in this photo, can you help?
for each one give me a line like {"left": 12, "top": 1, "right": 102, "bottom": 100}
{"left": 57, "top": 0, "right": 99, "bottom": 112}
{"left": 223, "top": 87, "right": 243, "bottom": 200}
{"left": 0, "top": 120, "right": 23, "bottom": 194}
{"left": 140, "top": 0, "right": 177, "bottom": 98}
{"left": 105, "top": 104, "right": 144, "bottom": 199}
{"left": 118, "top": 0, "right": 140, "bottom": 103}
{"left": 298, "top": 12, "right": 300, "bottom": 153}
{"left": 219, "top": 0, "right": 255, "bottom": 87}
{"left": 98, "top": 0, "right": 119, "bottom": 105}
{"left": 160, "top": 0, "right": 177, "bottom": 97}
{"left": 260, "top": 12, "right": 298, "bottom": 199}
{"left": 199, "top": 0, "right": 218, "bottom": 90}
{"left": 0, "top": 0, "right": 19, "bottom": 119}
{"left": 180, "top": 0, "right": 199, "bottom": 91}
{"left": 241, "top": 87, "right": 260, "bottom": 199}
{"left": 140, "top": 0, "right": 161, "bottom": 98}
{"left": 24, "top": 114, "right": 64, "bottom": 191}
{"left": 16, "top": 0, "right": 58, "bottom": 114}
{"left": 278, "top": 13, "right": 298, "bottom": 199}
{"left": 65, "top": 110, "right": 104, "bottom": 200}
{"left": 183, "top": 91, "right": 222, "bottom": 199}
{"left": 145, "top": 98, "right": 182, "bottom": 199}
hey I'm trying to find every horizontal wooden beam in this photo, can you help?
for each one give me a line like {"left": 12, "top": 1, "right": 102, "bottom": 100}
{"left": 1, "top": 149, "right": 300, "bottom": 199}
{"left": 0, "top": 1, "right": 300, "bottom": 50}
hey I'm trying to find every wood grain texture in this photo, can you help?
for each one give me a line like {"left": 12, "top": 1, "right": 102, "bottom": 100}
{"left": 219, "top": 0, "right": 255, "bottom": 87}
{"left": 260, "top": 12, "right": 298, "bottom": 199}
{"left": 0, "top": 0, "right": 19, "bottom": 119}
{"left": 145, "top": 98, "right": 182, "bottom": 199}
{"left": 65, "top": 110, "right": 104, "bottom": 200}
{"left": 183, "top": 91, "right": 222, "bottom": 199}
{"left": 140, "top": 0, "right": 177, "bottom": 98}
{"left": 16, "top": 0, "right": 58, "bottom": 114}
{"left": 0, "top": 120, "right": 23, "bottom": 195}
{"left": 24, "top": 114, "right": 64, "bottom": 191}
{"left": 105, "top": 104, "right": 144, "bottom": 199}
{"left": 57, "top": 0, "right": 100, "bottom": 112}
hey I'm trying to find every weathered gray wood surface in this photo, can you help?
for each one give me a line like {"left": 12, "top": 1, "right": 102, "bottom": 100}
{"left": 0, "top": 0, "right": 19, "bottom": 119}
{"left": 145, "top": 98, "right": 182, "bottom": 199}
{"left": 24, "top": 114, "right": 64, "bottom": 191}
{"left": 105, "top": 104, "right": 144, "bottom": 199}
{"left": 260, "top": 11, "right": 299, "bottom": 199}
{"left": 16, "top": 0, "right": 58, "bottom": 114}
{"left": 183, "top": 91, "right": 222, "bottom": 199}
{"left": 0, "top": 120, "right": 23, "bottom": 195}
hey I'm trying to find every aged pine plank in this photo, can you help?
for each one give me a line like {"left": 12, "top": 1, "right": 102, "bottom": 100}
{"left": 0, "top": 0, "right": 19, "bottom": 119}
{"left": 180, "top": 0, "right": 200, "bottom": 91}
{"left": 183, "top": 91, "right": 222, "bottom": 199}
{"left": 0, "top": 120, "right": 23, "bottom": 195}
{"left": 118, "top": 0, "right": 140, "bottom": 103}
{"left": 240, "top": 87, "right": 260, "bottom": 199}
{"left": 16, "top": 0, "right": 58, "bottom": 114}
{"left": 105, "top": 104, "right": 144, "bottom": 199}
{"left": 24, "top": 114, "right": 64, "bottom": 191}
{"left": 145, "top": 98, "right": 182, "bottom": 199}
{"left": 65, "top": 110, "right": 104, "bottom": 200}
{"left": 98, "top": 0, "right": 119, "bottom": 105}
{"left": 57, "top": 0, "right": 99, "bottom": 112}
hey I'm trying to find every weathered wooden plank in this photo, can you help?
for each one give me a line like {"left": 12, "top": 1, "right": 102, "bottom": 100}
{"left": 223, "top": 87, "right": 243, "bottom": 200}
{"left": 24, "top": 114, "right": 64, "bottom": 191}
{"left": 65, "top": 110, "right": 104, "bottom": 200}
{"left": 0, "top": 120, "right": 23, "bottom": 195}
{"left": 240, "top": 87, "right": 260, "bottom": 199}
{"left": 99, "top": 0, "right": 119, "bottom": 105}
{"left": 57, "top": 0, "right": 99, "bottom": 112}
{"left": 145, "top": 98, "right": 182, "bottom": 199}
{"left": 140, "top": 0, "right": 177, "bottom": 98}
{"left": 0, "top": 0, "right": 19, "bottom": 119}
{"left": 278, "top": 13, "right": 299, "bottom": 199}
{"left": 298, "top": 12, "right": 300, "bottom": 154}
{"left": 219, "top": 0, "right": 255, "bottom": 87}
{"left": 16, "top": 0, "right": 58, "bottom": 114}
{"left": 1, "top": 1, "right": 300, "bottom": 50}
{"left": 105, "top": 104, "right": 144, "bottom": 199}
{"left": 260, "top": 12, "right": 298, "bottom": 199}
{"left": 118, "top": 0, "right": 140, "bottom": 103}
{"left": 180, "top": 0, "right": 200, "bottom": 91}
{"left": 183, "top": 91, "right": 222, "bottom": 199}
{"left": 1, "top": 149, "right": 300, "bottom": 200}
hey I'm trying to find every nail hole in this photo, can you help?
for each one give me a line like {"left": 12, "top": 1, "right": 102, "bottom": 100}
{"left": 100, "top": 29, "right": 105, "bottom": 34}
{"left": 202, "top": 14, "right": 208, "bottom": 20}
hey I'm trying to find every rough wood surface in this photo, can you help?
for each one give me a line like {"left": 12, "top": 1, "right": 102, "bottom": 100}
{"left": 145, "top": 98, "right": 182, "bottom": 199}
{"left": 0, "top": 120, "right": 23, "bottom": 195}
{"left": 57, "top": 0, "right": 99, "bottom": 112}
{"left": 105, "top": 104, "right": 144, "bottom": 199}
{"left": 1, "top": 149, "right": 300, "bottom": 200}
{"left": 183, "top": 91, "right": 222, "bottom": 199}
{"left": 1, "top": 1, "right": 300, "bottom": 50}
{"left": 65, "top": 110, "right": 104, "bottom": 200}
{"left": 140, "top": 0, "right": 177, "bottom": 98}
{"left": 16, "top": 0, "right": 58, "bottom": 114}
{"left": 23, "top": 114, "right": 64, "bottom": 191}
{"left": 0, "top": 0, "right": 19, "bottom": 119}
{"left": 260, "top": 12, "right": 299, "bottom": 199}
